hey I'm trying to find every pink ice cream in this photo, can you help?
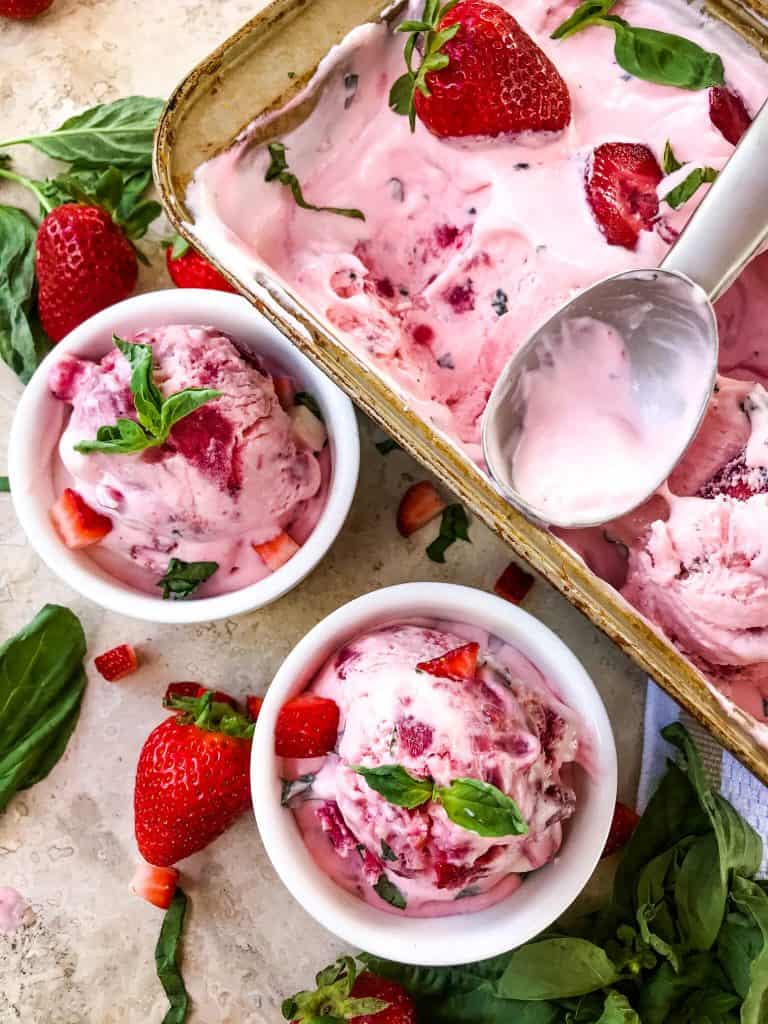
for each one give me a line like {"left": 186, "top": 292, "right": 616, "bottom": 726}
{"left": 49, "top": 325, "right": 330, "bottom": 597}
{"left": 284, "top": 621, "right": 587, "bottom": 917}
{"left": 185, "top": 0, "right": 768, "bottom": 729}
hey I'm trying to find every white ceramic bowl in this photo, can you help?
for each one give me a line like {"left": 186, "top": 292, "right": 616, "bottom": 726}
{"left": 252, "top": 582, "right": 618, "bottom": 965}
{"left": 8, "top": 289, "right": 359, "bottom": 623}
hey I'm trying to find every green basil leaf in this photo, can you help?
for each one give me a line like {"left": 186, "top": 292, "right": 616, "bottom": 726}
{"left": 674, "top": 832, "right": 726, "bottom": 950}
{"left": 608, "top": 20, "right": 725, "bottom": 90}
{"left": 0, "top": 476, "right": 9, "bottom": 492}
{"left": 427, "top": 503, "right": 470, "bottom": 563}
{"left": 729, "top": 876, "right": 768, "bottom": 1024}
{"left": 0, "top": 96, "right": 164, "bottom": 171}
{"left": 381, "top": 839, "right": 398, "bottom": 862}
{"left": 157, "top": 558, "right": 219, "bottom": 600}
{"left": 663, "top": 166, "right": 718, "bottom": 209}
{"left": 373, "top": 873, "right": 407, "bottom": 910}
{"left": 120, "top": 197, "right": 163, "bottom": 240}
{"left": 375, "top": 438, "right": 401, "bottom": 455}
{"left": 170, "top": 235, "right": 190, "bottom": 259}
{"left": 550, "top": 0, "right": 616, "bottom": 40}
{"left": 0, "top": 205, "right": 51, "bottom": 383}
{"left": 159, "top": 388, "right": 222, "bottom": 436}
{"left": 669, "top": 987, "right": 741, "bottom": 1024}
{"left": 637, "top": 953, "right": 719, "bottom": 1024}
{"left": 499, "top": 938, "right": 619, "bottom": 999}
{"left": 117, "top": 168, "right": 153, "bottom": 219}
{"left": 662, "top": 140, "right": 683, "bottom": 174}
{"left": 73, "top": 418, "right": 154, "bottom": 455}
{"left": 113, "top": 337, "right": 164, "bottom": 435}
{"left": 0, "top": 605, "right": 87, "bottom": 814}
{"left": 594, "top": 990, "right": 641, "bottom": 1023}
{"left": 359, "top": 952, "right": 513, "bottom": 998}
{"left": 155, "top": 888, "right": 189, "bottom": 1024}
{"left": 352, "top": 764, "right": 434, "bottom": 809}
{"left": 265, "top": 142, "right": 365, "bottom": 220}
{"left": 294, "top": 391, "right": 324, "bottom": 422}
{"left": 437, "top": 777, "right": 528, "bottom": 838}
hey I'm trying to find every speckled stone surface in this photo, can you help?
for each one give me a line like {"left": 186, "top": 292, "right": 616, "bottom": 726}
{"left": 0, "top": 2, "right": 647, "bottom": 1021}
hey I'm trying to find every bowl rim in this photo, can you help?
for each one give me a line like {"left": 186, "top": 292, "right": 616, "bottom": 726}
{"left": 251, "top": 581, "right": 618, "bottom": 965}
{"left": 8, "top": 288, "right": 360, "bottom": 623}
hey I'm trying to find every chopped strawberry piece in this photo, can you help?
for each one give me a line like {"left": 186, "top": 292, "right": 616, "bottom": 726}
{"left": 246, "top": 695, "right": 264, "bottom": 722}
{"left": 398, "top": 717, "right": 434, "bottom": 757}
{"left": 129, "top": 861, "right": 179, "bottom": 909}
{"left": 163, "top": 682, "right": 238, "bottom": 710}
{"left": 275, "top": 694, "right": 340, "bottom": 758}
{"left": 585, "top": 143, "right": 663, "bottom": 250}
{"left": 94, "top": 644, "right": 138, "bottom": 682}
{"left": 416, "top": 642, "right": 479, "bottom": 682}
{"left": 253, "top": 531, "right": 300, "bottom": 572}
{"left": 434, "top": 858, "right": 475, "bottom": 890}
{"left": 494, "top": 562, "right": 535, "bottom": 604}
{"left": 289, "top": 404, "right": 327, "bottom": 451}
{"left": 709, "top": 86, "right": 751, "bottom": 146}
{"left": 697, "top": 451, "right": 768, "bottom": 501}
{"left": 50, "top": 488, "right": 112, "bottom": 549}
{"left": 602, "top": 801, "right": 640, "bottom": 859}
{"left": 273, "top": 375, "right": 295, "bottom": 410}
{"left": 396, "top": 480, "right": 446, "bottom": 537}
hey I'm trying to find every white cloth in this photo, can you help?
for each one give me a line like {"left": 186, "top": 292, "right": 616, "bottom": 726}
{"left": 640, "top": 681, "right": 768, "bottom": 877}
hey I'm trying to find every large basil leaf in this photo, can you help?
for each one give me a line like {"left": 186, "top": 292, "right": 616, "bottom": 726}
{"left": 593, "top": 990, "right": 641, "bottom": 1023}
{"left": 498, "top": 938, "right": 619, "bottom": 1000}
{"left": 155, "top": 888, "right": 189, "bottom": 1024}
{"left": 675, "top": 833, "right": 727, "bottom": 950}
{"left": 114, "top": 338, "right": 164, "bottom": 435}
{"left": 159, "top": 388, "right": 223, "bottom": 436}
{"left": 0, "top": 605, "right": 87, "bottom": 813}
{"left": 729, "top": 876, "right": 768, "bottom": 1024}
{"left": 438, "top": 777, "right": 528, "bottom": 838}
{"left": 352, "top": 764, "right": 434, "bottom": 809}
{"left": 0, "top": 205, "right": 50, "bottom": 383}
{"left": 609, "top": 19, "right": 725, "bottom": 89}
{"left": 1, "top": 96, "right": 164, "bottom": 171}
{"left": 638, "top": 954, "right": 725, "bottom": 1024}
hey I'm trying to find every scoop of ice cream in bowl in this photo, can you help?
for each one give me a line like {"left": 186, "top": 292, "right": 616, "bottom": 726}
{"left": 8, "top": 289, "right": 359, "bottom": 622}
{"left": 251, "top": 582, "right": 617, "bottom": 964}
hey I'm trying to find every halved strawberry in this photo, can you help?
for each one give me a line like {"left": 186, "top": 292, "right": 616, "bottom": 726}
{"left": 246, "top": 695, "right": 264, "bottom": 722}
{"left": 163, "top": 682, "right": 238, "bottom": 710}
{"left": 602, "top": 801, "right": 640, "bottom": 859}
{"left": 289, "top": 404, "right": 327, "bottom": 451}
{"left": 273, "top": 376, "right": 295, "bottom": 410}
{"left": 494, "top": 562, "right": 534, "bottom": 605}
{"left": 253, "top": 531, "right": 300, "bottom": 572}
{"left": 129, "top": 861, "right": 179, "bottom": 909}
{"left": 709, "top": 86, "right": 751, "bottom": 146}
{"left": 416, "top": 642, "right": 479, "bottom": 682}
{"left": 585, "top": 143, "right": 662, "bottom": 250}
{"left": 50, "top": 488, "right": 112, "bottom": 549}
{"left": 94, "top": 643, "right": 138, "bottom": 682}
{"left": 396, "top": 481, "right": 446, "bottom": 537}
{"left": 275, "top": 694, "right": 340, "bottom": 758}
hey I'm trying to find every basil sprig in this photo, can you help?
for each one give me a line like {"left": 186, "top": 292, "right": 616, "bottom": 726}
{"left": 352, "top": 763, "right": 528, "bottom": 838}
{"left": 74, "top": 336, "right": 221, "bottom": 455}
{"left": 154, "top": 889, "right": 189, "bottom": 1024}
{"left": 551, "top": 1, "right": 725, "bottom": 90}
{"left": 0, "top": 205, "right": 50, "bottom": 384}
{"left": 157, "top": 558, "right": 219, "bottom": 601}
{"left": 356, "top": 725, "right": 768, "bottom": 1022}
{"left": 389, "top": 0, "right": 460, "bottom": 131}
{"left": 265, "top": 142, "right": 364, "bottom": 221}
{"left": 0, "top": 605, "right": 87, "bottom": 815}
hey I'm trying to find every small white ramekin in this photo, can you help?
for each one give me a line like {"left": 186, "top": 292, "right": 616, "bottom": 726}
{"left": 252, "top": 582, "right": 618, "bottom": 966}
{"left": 8, "top": 289, "right": 359, "bottom": 623}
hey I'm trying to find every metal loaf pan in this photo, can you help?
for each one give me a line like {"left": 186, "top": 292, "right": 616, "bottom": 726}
{"left": 154, "top": 0, "right": 768, "bottom": 784}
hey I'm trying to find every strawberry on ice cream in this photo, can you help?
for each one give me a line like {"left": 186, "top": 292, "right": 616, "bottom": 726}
{"left": 282, "top": 622, "right": 587, "bottom": 917}
{"left": 48, "top": 325, "right": 329, "bottom": 597}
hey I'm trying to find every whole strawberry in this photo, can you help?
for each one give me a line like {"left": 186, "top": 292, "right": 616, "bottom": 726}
{"left": 391, "top": 0, "right": 571, "bottom": 138}
{"left": 134, "top": 691, "right": 254, "bottom": 866}
{"left": 35, "top": 204, "right": 138, "bottom": 342}
{"left": 284, "top": 957, "right": 416, "bottom": 1024}
{"left": 165, "top": 237, "right": 237, "bottom": 293}
{"left": 0, "top": 0, "right": 54, "bottom": 18}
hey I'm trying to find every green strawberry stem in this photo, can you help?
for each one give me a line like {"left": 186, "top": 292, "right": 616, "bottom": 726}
{"left": 166, "top": 691, "right": 255, "bottom": 740}
{"left": 0, "top": 166, "right": 53, "bottom": 215}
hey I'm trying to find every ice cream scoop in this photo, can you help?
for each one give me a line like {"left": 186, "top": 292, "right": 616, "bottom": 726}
{"left": 483, "top": 100, "right": 768, "bottom": 529}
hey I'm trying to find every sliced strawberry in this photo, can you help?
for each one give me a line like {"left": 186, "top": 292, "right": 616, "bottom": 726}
{"left": 129, "top": 861, "right": 179, "bottom": 909}
{"left": 494, "top": 562, "right": 535, "bottom": 604}
{"left": 289, "top": 403, "right": 327, "bottom": 451}
{"left": 50, "top": 488, "right": 113, "bottom": 549}
{"left": 163, "top": 682, "right": 238, "bottom": 710}
{"left": 273, "top": 375, "right": 295, "bottom": 410}
{"left": 275, "top": 694, "right": 340, "bottom": 758}
{"left": 253, "top": 531, "right": 300, "bottom": 572}
{"left": 709, "top": 86, "right": 751, "bottom": 146}
{"left": 585, "top": 143, "right": 662, "bottom": 250}
{"left": 396, "top": 481, "right": 446, "bottom": 537}
{"left": 416, "top": 642, "right": 479, "bottom": 682}
{"left": 94, "top": 643, "right": 138, "bottom": 682}
{"left": 245, "top": 695, "right": 264, "bottom": 722}
{"left": 602, "top": 801, "right": 640, "bottom": 859}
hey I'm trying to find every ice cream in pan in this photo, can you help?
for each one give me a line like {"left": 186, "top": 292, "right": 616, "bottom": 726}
{"left": 187, "top": 0, "right": 768, "bottom": 729}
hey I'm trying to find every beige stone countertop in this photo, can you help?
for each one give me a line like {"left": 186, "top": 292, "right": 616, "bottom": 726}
{"left": 0, "top": 2, "right": 646, "bottom": 1021}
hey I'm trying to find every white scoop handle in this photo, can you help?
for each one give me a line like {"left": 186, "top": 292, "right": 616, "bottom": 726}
{"left": 661, "top": 99, "right": 768, "bottom": 302}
